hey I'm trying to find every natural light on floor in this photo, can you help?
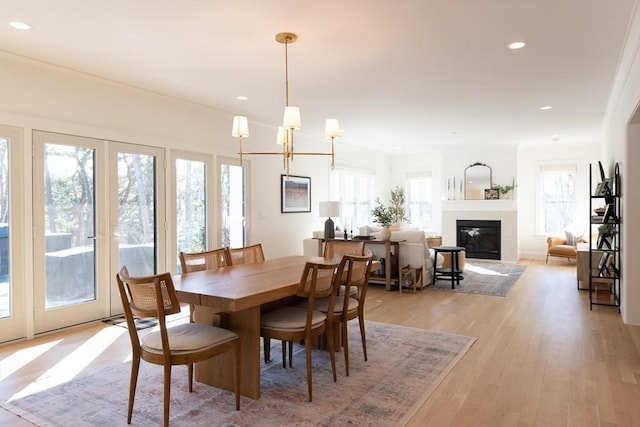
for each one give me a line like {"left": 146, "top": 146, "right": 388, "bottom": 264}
{"left": 465, "top": 264, "right": 508, "bottom": 277}
{"left": 7, "top": 326, "right": 125, "bottom": 402}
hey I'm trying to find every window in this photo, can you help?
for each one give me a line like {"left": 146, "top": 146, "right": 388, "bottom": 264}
{"left": 406, "top": 174, "right": 433, "bottom": 230}
{"left": 175, "top": 158, "right": 207, "bottom": 271}
{"left": 220, "top": 161, "right": 247, "bottom": 248}
{"left": 330, "top": 169, "right": 374, "bottom": 231}
{"left": 539, "top": 164, "right": 576, "bottom": 234}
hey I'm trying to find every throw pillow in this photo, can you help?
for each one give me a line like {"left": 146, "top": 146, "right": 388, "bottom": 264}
{"left": 565, "top": 229, "right": 583, "bottom": 247}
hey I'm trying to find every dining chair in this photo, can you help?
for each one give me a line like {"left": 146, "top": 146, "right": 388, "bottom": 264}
{"left": 260, "top": 260, "right": 339, "bottom": 401}
{"left": 323, "top": 240, "right": 364, "bottom": 258}
{"left": 323, "top": 240, "right": 365, "bottom": 297}
{"left": 116, "top": 266, "right": 241, "bottom": 427}
{"left": 304, "top": 253, "right": 374, "bottom": 376}
{"left": 227, "top": 243, "right": 265, "bottom": 265}
{"left": 179, "top": 247, "right": 231, "bottom": 325}
{"left": 179, "top": 247, "right": 231, "bottom": 273}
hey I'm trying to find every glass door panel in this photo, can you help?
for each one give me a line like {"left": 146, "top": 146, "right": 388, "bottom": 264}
{"left": 0, "top": 125, "right": 25, "bottom": 343}
{"left": 33, "top": 131, "right": 107, "bottom": 333}
{"left": 220, "top": 161, "right": 246, "bottom": 248}
{"left": 175, "top": 158, "right": 207, "bottom": 273}
{"left": 0, "top": 136, "right": 9, "bottom": 319}
{"left": 44, "top": 144, "right": 97, "bottom": 308}
{"left": 109, "top": 143, "right": 165, "bottom": 315}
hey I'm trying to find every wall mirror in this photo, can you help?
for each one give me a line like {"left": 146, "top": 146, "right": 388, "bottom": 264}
{"left": 464, "top": 162, "right": 492, "bottom": 200}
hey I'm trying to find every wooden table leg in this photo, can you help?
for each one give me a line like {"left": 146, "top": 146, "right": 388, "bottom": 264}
{"left": 194, "top": 305, "right": 261, "bottom": 399}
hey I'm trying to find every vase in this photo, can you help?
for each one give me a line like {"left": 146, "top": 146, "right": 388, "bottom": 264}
{"left": 381, "top": 225, "right": 391, "bottom": 241}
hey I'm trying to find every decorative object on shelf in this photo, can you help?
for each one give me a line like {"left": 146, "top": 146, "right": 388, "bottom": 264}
{"left": 464, "top": 162, "right": 492, "bottom": 200}
{"left": 231, "top": 32, "right": 340, "bottom": 176}
{"left": 280, "top": 174, "right": 311, "bottom": 213}
{"left": 491, "top": 181, "right": 515, "bottom": 199}
{"left": 319, "top": 201, "right": 340, "bottom": 239}
{"left": 484, "top": 188, "right": 499, "bottom": 200}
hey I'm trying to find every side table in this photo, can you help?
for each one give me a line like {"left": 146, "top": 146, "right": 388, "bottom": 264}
{"left": 432, "top": 246, "right": 465, "bottom": 289}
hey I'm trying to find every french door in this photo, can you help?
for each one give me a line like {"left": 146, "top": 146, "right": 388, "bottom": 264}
{"left": 108, "top": 142, "right": 165, "bottom": 315}
{"left": 33, "top": 132, "right": 165, "bottom": 332}
{"left": 0, "top": 125, "right": 25, "bottom": 343}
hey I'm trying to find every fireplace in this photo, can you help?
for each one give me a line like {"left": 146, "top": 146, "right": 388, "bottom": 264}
{"left": 456, "top": 220, "right": 501, "bottom": 260}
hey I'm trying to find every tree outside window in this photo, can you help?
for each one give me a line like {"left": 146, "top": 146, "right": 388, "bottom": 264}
{"left": 539, "top": 164, "right": 576, "bottom": 234}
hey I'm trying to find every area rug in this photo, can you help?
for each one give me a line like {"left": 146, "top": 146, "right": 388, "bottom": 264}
{"left": 427, "top": 262, "right": 526, "bottom": 297}
{"left": 2, "top": 321, "right": 475, "bottom": 427}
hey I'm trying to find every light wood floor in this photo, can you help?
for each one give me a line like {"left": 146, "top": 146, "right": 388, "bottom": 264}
{"left": 2, "top": 259, "right": 640, "bottom": 426}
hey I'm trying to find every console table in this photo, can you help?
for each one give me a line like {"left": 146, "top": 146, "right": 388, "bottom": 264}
{"left": 314, "top": 237, "right": 402, "bottom": 291}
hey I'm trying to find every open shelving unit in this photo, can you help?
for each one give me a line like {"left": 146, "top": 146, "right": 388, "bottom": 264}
{"left": 588, "top": 162, "right": 622, "bottom": 310}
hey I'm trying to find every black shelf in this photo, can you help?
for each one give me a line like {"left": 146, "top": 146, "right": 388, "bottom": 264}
{"left": 588, "top": 162, "right": 621, "bottom": 311}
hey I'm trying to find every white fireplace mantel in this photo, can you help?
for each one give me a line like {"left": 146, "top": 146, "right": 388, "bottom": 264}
{"left": 442, "top": 199, "right": 517, "bottom": 212}
{"left": 442, "top": 199, "right": 518, "bottom": 262}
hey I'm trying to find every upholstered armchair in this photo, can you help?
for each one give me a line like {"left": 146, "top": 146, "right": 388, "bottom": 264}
{"left": 546, "top": 235, "right": 584, "bottom": 263}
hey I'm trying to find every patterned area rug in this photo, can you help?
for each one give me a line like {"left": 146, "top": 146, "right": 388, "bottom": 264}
{"left": 427, "top": 262, "right": 526, "bottom": 297}
{"left": 2, "top": 321, "right": 475, "bottom": 427}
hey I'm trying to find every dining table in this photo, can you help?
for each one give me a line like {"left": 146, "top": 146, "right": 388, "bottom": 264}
{"left": 173, "top": 255, "right": 338, "bottom": 399}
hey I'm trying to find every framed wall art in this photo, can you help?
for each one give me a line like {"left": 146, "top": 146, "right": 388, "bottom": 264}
{"left": 281, "top": 174, "right": 311, "bottom": 213}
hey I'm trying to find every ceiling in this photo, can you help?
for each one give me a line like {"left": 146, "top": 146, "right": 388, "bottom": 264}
{"left": 0, "top": 0, "right": 636, "bottom": 154}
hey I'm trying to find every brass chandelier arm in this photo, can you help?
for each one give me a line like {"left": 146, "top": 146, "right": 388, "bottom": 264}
{"left": 231, "top": 32, "right": 340, "bottom": 176}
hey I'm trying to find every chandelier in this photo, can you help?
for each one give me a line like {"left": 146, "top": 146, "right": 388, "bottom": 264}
{"left": 232, "top": 32, "right": 340, "bottom": 176}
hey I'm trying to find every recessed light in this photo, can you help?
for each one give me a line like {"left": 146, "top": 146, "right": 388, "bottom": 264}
{"left": 508, "top": 41, "right": 527, "bottom": 50}
{"left": 9, "top": 21, "right": 31, "bottom": 30}
{"left": 551, "top": 134, "right": 560, "bottom": 141}
{"left": 236, "top": 95, "right": 248, "bottom": 101}
{"left": 540, "top": 106, "right": 552, "bottom": 110}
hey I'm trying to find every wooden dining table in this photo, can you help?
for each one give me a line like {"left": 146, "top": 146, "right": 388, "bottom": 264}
{"left": 173, "top": 255, "right": 337, "bottom": 399}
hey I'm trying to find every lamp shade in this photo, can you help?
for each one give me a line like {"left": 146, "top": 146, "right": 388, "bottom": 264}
{"left": 319, "top": 201, "right": 341, "bottom": 218}
{"left": 324, "top": 119, "right": 341, "bottom": 138}
{"left": 232, "top": 116, "right": 249, "bottom": 137}
{"left": 283, "top": 106, "right": 301, "bottom": 129}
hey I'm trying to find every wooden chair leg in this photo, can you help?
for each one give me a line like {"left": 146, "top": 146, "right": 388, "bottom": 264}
{"left": 288, "top": 340, "right": 293, "bottom": 368}
{"left": 305, "top": 337, "right": 313, "bottom": 402}
{"left": 188, "top": 363, "right": 194, "bottom": 392}
{"left": 281, "top": 341, "right": 287, "bottom": 368}
{"left": 359, "top": 315, "right": 368, "bottom": 361}
{"left": 127, "top": 355, "right": 141, "bottom": 424}
{"left": 163, "top": 364, "right": 172, "bottom": 427}
{"left": 327, "top": 323, "right": 337, "bottom": 382}
{"left": 263, "top": 337, "right": 271, "bottom": 363}
{"left": 342, "top": 320, "right": 350, "bottom": 376}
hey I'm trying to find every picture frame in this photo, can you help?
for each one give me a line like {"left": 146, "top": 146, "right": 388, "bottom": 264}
{"left": 594, "top": 181, "right": 604, "bottom": 197}
{"left": 484, "top": 188, "right": 499, "bottom": 200}
{"left": 597, "top": 178, "right": 613, "bottom": 196}
{"left": 280, "top": 174, "right": 311, "bottom": 213}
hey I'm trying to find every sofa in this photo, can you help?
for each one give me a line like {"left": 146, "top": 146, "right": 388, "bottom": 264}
{"left": 303, "top": 228, "right": 443, "bottom": 286}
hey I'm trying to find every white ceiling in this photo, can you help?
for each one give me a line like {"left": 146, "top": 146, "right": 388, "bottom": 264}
{"left": 0, "top": 0, "right": 636, "bottom": 154}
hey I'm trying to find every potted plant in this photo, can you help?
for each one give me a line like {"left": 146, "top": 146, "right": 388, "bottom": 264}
{"left": 491, "top": 183, "right": 515, "bottom": 199}
{"left": 388, "top": 185, "right": 409, "bottom": 227}
{"left": 371, "top": 198, "right": 393, "bottom": 240}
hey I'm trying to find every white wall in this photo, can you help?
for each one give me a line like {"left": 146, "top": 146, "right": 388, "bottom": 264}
{"left": 517, "top": 142, "right": 601, "bottom": 259}
{"left": 602, "top": 3, "right": 640, "bottom": 325}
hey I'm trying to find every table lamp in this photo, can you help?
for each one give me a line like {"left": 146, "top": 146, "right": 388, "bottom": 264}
{"left": 319, "top": 201, "right": 341, "bottom": 239}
